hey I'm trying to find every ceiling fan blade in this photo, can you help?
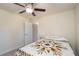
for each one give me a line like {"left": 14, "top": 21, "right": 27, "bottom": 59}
{"left": 32, "top": 12, "right": 36, "bottom": 16}
{"left": 14, "top": 3, "right": 25, "bottom": 7}
{"left": 19, "top": 10, "right": 26, "bottom": 14}
{"left": 34, "top": 8, "right": 46, "bottom": 12}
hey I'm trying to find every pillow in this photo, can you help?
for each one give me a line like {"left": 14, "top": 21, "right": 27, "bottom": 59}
{"left": 40, "top": 35, "right": 68, "bottom": 41}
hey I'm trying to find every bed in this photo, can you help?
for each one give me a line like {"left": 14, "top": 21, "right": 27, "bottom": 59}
{"left": 16, "top": 36, "right": 75, "bottom": 56}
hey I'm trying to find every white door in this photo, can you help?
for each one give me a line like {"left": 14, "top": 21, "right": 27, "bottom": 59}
{"left": 24, "top": 22, "right": 33, "bottom": 45}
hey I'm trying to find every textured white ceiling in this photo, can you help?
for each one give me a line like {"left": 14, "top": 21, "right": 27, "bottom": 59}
{"left": 0, "top": 3, "right": 77, "bottom": 18}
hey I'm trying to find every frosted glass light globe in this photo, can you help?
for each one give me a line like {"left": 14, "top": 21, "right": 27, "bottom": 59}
{"left": 26, "top": 8, "right": 33, "bottom": 13}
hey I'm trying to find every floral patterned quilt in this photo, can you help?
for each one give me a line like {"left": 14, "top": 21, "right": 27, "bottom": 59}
{"left": 16, "top": 38, "right": 74, "bottom": 56}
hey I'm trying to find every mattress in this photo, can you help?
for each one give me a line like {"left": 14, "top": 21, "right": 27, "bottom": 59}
{"left": 16, "top": 37, "right": 75, "bottom": 56}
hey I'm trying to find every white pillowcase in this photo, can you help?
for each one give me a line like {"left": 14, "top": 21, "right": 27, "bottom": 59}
{"left": 40, "top": 35, "right": 68, "bottom": 41}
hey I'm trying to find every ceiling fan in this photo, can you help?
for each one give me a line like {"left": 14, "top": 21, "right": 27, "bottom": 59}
{"left": 14, "top": 3, "right": 46, "bottom": 16}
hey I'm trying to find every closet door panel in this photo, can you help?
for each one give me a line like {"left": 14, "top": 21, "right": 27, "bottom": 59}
{"left": 24, "top": 23, "right": 33, "bottom": 45}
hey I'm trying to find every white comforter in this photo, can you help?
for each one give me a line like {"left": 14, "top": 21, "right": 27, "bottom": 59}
{"left": 16, "top": 38, "right": 75, "bottom": 56}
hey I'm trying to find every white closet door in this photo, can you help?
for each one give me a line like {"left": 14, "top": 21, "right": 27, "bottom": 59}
{"left": 32, "top": 24, "right": 38, "bottom": 42}
{"left": 24, "top": 22, "right": 33, "bottom": 45}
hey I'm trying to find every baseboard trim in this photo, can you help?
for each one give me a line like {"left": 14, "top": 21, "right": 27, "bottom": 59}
{"left": 0, "top": 45, "right": 24, "bottom": 56}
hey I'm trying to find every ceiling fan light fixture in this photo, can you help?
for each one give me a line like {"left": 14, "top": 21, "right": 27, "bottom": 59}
{"left": 14, "top": 3, "right": 46, "bottom": 16}
{"left": 25, "top": 4, "right": 33, "bottom": 14}
{"left": 26, "top": 7, "right": 33, "bottom": 13}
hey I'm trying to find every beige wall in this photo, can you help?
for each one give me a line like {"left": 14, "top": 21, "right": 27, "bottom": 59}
{"left": 34, "top": 10, "right": 76, "bottom": 52}
{"left": 76, "top": 4, "right": 79, "bottom": 53}
{"left": 0, "top": 9, "right": 28, "bottom": 55}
